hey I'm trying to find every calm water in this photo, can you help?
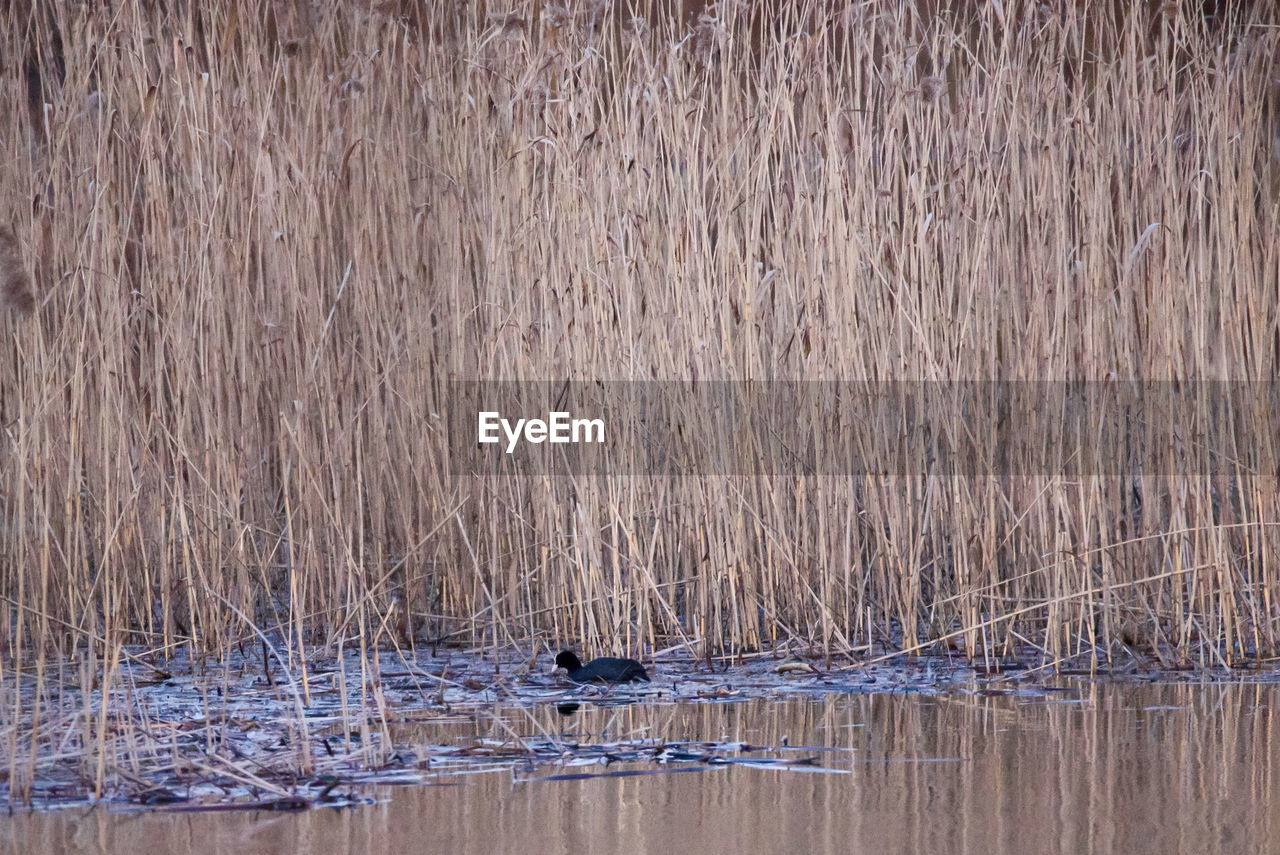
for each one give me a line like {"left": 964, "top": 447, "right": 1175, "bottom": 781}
{"left": 7, "top": 681, "right": 1279, "bottom": 855}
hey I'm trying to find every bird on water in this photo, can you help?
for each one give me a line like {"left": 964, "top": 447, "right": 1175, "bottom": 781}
{"left": 555, "top": 650, "right": 650, "bottom": 683}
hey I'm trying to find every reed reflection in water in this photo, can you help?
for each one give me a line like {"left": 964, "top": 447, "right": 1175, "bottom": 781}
{"left": 7, "top": 681, "right": 1279, "bottom": 855}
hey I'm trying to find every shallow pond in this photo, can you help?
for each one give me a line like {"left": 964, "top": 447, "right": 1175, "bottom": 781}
{"left": 6, "top": 679, "right": 1279, "bottom": 854}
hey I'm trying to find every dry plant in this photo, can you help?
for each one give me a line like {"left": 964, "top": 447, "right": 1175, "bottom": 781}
{"left": 1, "top": 0, "right": 1279, "bottom": 800}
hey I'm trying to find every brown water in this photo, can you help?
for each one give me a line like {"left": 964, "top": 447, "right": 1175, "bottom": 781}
{"left": 6, "top": 681, "right": 1279, "bottom": 855}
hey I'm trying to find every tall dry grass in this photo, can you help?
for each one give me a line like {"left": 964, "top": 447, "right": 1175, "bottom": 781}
{"left": 1, "top": 0, "right": 1280, "bottom": 793}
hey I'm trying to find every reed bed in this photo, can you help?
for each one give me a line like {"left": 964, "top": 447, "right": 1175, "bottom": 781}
{"left": 0, "top": 0, "right": 1279, "bottom": 800}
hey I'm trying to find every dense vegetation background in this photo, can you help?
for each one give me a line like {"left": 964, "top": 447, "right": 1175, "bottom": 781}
{"left": 2, "top": 0, "right": 1279, "bottom": 673}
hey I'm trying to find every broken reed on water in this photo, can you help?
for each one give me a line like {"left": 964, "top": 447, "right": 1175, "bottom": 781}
{"left": 2, "top": 1, "right": 1280, "bottom": 685}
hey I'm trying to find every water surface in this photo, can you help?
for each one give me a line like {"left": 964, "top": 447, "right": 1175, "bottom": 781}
{"left": 7, "top": 681, "right": 1278, "bottom": 855}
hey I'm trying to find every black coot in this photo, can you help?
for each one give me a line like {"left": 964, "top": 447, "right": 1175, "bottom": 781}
{"left": 555, "top": 650, "right": 650, "bottom": 683}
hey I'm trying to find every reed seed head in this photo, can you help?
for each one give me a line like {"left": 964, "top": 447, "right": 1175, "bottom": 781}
{"left": 920, "top": 76, "right": 947, "bottom": 104}
{"left": 0, "top": 226, "right": 34, "bottom": 315}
